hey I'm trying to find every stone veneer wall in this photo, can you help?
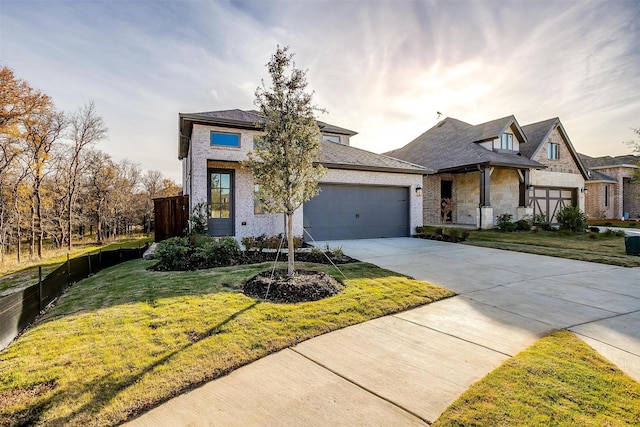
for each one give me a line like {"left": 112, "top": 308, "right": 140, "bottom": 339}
{"left": 489, "top": 169, "right": 521, "bottom": 220}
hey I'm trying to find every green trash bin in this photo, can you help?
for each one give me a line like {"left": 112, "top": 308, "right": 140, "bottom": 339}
{"left": 625, "top": 236, "right": 640, "bottom": 256}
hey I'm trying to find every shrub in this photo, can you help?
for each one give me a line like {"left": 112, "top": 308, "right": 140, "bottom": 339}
{"left": 415, "top": 226, "right": 424, "bottom": 234}
{"left": 496, "top": 213, "right": 517, "bottom": 232}
{"left": 556, "top": 205, "right": 587, "bottom": 232}
{"left": 155, "top": 237, "right": 190, "bottom": 270}
{"left": 515, "top": 219, "right": 532, "bottom": 231}
{"left": 444, "top": 228, "right": 470, "bottom": 242}
{"left": 589, "top": 226, "right": 600, "bottom": 233}
{"left": 330, "top": 246, "right": 345, "bottom": 257}
{"left": 615, "top": 230, "right": 626, "bottom": 237}
{"left": 189, "top": 202, "right": 209, "bottom": 235}
{"left": 241, "top": 234, "right": 303, "bottom": 251}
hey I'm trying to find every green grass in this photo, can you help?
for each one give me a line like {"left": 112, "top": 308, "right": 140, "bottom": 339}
{"left": 434, "top": 330, "right": 640, "bottom": 426}
{"left": 0, "top": 259, "right": 454, "bottom": 426}
{"left": 0, "top": 237, "right": 152, "bottom": 293}
{"left": 588, "top": 219, "right": 640, "bottom": 229}
{"left": 464, "top": 230, "right": 640, "bottom": 267}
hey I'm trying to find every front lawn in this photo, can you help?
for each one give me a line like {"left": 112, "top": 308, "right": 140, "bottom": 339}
{"left": 0, "top": 259, "right": 454, "bottom": 426}
{"left": 464, "top": 230, "right": 640, "bottom": 267}
{"left": 433, "top": 330, "right": 640, "bottom": 426}
{"left": 0, "top": 237, "right": 152, "bottom": 294}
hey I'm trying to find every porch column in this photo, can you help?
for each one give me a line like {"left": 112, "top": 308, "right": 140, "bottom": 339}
{"left": 517, "top": 169, "right": 534, "bottom": 221}
{"left": 479, "top": 168, "right": 490, "bottom": 207}
{"left": 477, "top": 168, "right": 494, "bottom": 229}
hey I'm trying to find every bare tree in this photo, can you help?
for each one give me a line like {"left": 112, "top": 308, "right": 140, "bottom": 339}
{"left": 63, "top": 102, "right": 107, "bottom": 248}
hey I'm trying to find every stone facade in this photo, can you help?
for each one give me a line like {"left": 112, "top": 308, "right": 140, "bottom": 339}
{"left": 531, "top": 127, "right": 582, "bottom": 175}
{"left": 423, "top": 168, "right": 527, "bottom": 227}
{"left": 183, "top": 123, "right": 423, "bottom": 241}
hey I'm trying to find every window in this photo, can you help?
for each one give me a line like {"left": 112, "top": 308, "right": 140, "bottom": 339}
{"left": 322, "top": 134, "right": 340, "bottom": 143}
{"left": 548, "top": 142, "right": 559, "bottom": 160}
{"left": 500, "top": 133, "right": 513, "bottom": 150}
{"left": 254, "top": 184, "right": 266, "bottom": 214}
{"left": 211, "top": 132, "right": 240, "bottom": 147}
{"left": 605, "top": 185, "right": 609, "bottom": 207}
{"left": 210, "top": 172, "right": 231, "bottom": 218}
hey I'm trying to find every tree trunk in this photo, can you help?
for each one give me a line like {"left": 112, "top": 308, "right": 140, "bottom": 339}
{"left": 67, "top": 196, "right": 72, "bottom": 250}
{"left": 287, "top": 210, "right": 294, "bottom": 278}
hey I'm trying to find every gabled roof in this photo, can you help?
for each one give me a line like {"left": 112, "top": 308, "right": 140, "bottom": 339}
{"left": 465, "top": 115, "right": 527, "bottom": 144}
{"left": 179, "top": 109, "right": 357, "bottom": 160}
{"left": 579, "top": 153, "right": 640, "bottom": 169}
{"left": 384, "top": 117, "right": 541, "bottom": 172}
{"left": 319, "top": 140, "right": 429, "bottom": 174}
{"left": 521, "top": 117, "right": 590, "bottom": 179}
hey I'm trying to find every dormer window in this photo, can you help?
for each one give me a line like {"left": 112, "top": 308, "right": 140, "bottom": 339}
{"left": 322, "top": 135, "right": 340, "bottom": 143}
{"left": 500, "top": 133, "right": 513, "bottom": 150}
{"left": 548, "top": 142, "right": 559, "bottom": 160}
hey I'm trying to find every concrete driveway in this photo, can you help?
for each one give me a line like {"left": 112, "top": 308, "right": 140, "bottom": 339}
{"left": 127, "top": 238, "right": 640, "bottom": 426}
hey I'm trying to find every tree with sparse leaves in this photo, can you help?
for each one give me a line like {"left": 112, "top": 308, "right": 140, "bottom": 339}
{"left": 243, "top": 46, "right": 325, "bottom": 278}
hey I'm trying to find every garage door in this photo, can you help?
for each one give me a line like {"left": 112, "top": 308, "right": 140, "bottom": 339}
{"left": 531, "top": 187, "right": 576, "bottom": 223}
{"left": 303, "top": 184, "right": 409, "bottom": 241}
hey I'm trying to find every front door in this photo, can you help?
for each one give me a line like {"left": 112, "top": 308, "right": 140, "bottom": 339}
{"left": 441, "top": 180, "right": 453, "bottom": 222}
{"left": 208, "top": 169, "right": 234, "bottom": 236}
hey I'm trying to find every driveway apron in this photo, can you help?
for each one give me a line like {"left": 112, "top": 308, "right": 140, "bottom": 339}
{"left": 127, "top": 238, "right": 640, "bottom": 426}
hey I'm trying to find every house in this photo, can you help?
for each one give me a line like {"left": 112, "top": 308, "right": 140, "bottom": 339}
{"left": 178, "top": 109, "right": 428, "bottom": 241}
{"left": 385, "top": 116, "right": 589, "bottom": 228}
{"left": 579, "top": 154, "right": 640, "bottom": 219}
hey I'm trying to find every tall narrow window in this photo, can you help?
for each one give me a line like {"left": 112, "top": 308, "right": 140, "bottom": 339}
{"left": 548, "top": 142, "right": 559, "bottom": 159}
{"left": 500, "top": 133, "right": 513, "bottom": 150}
{"left": 605, "top": 185, "right": 609, "bottom": 207}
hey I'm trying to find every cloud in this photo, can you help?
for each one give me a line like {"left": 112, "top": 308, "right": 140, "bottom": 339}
{"left": 1, "top": 0, "right": 639, "bottom": 182}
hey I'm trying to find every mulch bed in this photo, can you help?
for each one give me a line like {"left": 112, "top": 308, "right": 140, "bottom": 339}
{"left": 240, "top": 251, "right": 358, "bottom": 265}
{"left": 243, "top": 269, "right": 345, "bottom": 303}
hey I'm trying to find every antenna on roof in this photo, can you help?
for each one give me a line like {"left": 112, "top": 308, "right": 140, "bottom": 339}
{"left": 436, "top": 111, "right": 442, "bottom": 120}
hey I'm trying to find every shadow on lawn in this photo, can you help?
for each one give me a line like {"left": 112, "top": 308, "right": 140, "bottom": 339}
{"left": 19, "top": 301, "right": 261, "bottom": 427}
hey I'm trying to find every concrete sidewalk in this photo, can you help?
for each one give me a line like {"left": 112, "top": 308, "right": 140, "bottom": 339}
{"left": 127, "top": 238, "right": 640, "bottom": 426}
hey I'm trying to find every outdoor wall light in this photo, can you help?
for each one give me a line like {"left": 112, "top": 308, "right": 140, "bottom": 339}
{"left": 581, "top": 187, "right": 588, "bottom": 194}
{"left": 415, "top": 185, "right": 423, "bottom": 197}
{"left": 526, "top": 184, "right": 535, "bottom": 190}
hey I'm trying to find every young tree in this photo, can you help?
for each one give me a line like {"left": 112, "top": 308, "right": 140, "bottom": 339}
{"left": 243, "top": 46, "right": 325, "bottom": 278}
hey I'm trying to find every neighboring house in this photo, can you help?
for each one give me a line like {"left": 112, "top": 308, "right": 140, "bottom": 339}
{"left": 579, "top": 154, "right": 640, "bottom": 219}
{"left": 385, "top": 116, "right": 589, "bottom": 228}
{"left": 178, "top": 109, "right": 428, "bottom": 241}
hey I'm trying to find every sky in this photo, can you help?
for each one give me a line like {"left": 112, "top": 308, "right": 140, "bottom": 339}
{"left": 1, "top": 0, "right": 639, "bottom": 183}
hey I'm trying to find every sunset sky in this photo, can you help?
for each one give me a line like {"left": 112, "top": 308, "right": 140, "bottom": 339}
{"left": 2, "top": 0, "right": 639, "bottom": 183}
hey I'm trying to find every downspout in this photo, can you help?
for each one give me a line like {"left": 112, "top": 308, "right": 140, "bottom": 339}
{"left": 477, "top": 165, "right": 483, "bottom": 230}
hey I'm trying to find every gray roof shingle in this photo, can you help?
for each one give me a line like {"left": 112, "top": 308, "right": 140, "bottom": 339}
{"left": 587, "top": 169, "right": 617, "bottom": 182}
{"left": 384, "top": 117, "right": 541, "bottom": 172}
{"left": 179, "top": 109, "right": 426, "bottom": 174}
{"left": 579, "top": 154, "right": 640, "bottom": 168}
{"left": 318, "top": 140, "right": 429, "bottom": 174}
{"left": 520, "top": 118, "right": 558, "bottom": 158}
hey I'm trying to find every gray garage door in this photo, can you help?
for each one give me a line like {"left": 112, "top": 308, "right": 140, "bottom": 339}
{"left": 303, "top": 184, "right": 409, "bottom": 241}
{"left": 531, "top": 187, "right": 576, "bottom": 223}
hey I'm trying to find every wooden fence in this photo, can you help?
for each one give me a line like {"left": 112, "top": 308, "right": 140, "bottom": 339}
{"left": 154, "top": 195, "right": 189, "bottom": 242}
